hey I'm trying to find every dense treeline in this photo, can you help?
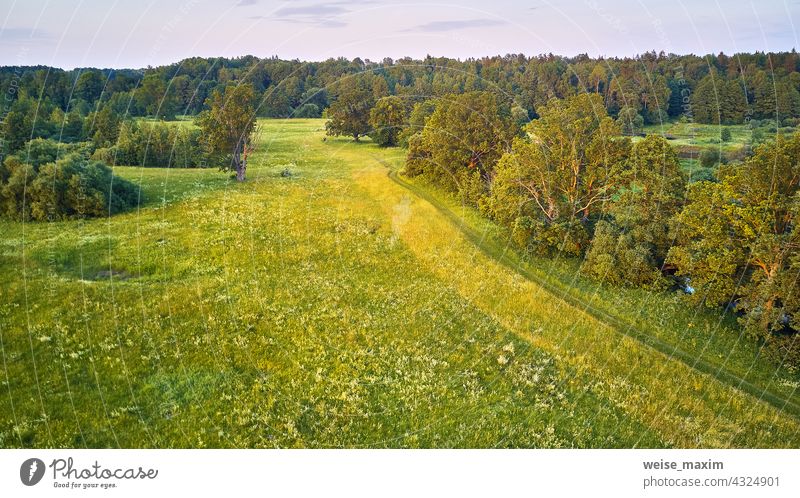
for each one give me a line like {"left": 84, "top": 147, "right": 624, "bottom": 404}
{"left": 3, "top": 50, "right": 800, "bottom": 158}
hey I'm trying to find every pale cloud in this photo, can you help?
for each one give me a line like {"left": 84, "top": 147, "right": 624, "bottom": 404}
{"left": 405, "top": 19, "right": 506, "bottom": 33}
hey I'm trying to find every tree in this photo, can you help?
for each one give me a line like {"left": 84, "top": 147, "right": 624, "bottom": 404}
{"left": 752, "top": 73, "right": 800, "bottom": 122}
{"left": 405, "top": 91, "right": 518, "bottom": 205}
{"left": 136, "top": 74, "right": 179, "bottom": 120}
{"left": 62, "top": 109, "right": 85, "bottom": 142}
{"left": 699, "top": 148, "right": 725, "bottom": 168}
{"left": 196, "top": 84, "right": 257, "bottom": 181}
{"left": 692, "top": 74, "right": 719, "bottom": 124}
{"left": 293, "top": 103, "right": 321, "bottom": 118}
{"left": 368, "top": 96, "right": 406, "bottom": 147}
{"left": 719, "top": 79, "right": 747, "bottom": 124}
{"left": 325, "top": 78, "right": 374, "bottom": 141}
{"left": 300, "top": 87, "right": 328, "bottom": 109}
{"left": 1, "top": 110, "right": 30, "bottom": 154}
{"left": 511, "top": 104, "right": 530, "bottom": 127}
{"left": 398, "top": 99, "right": 436, "bottom": 147}
{"left": 589, "top": 64, "right": 608, "bottom": 94}
{"left": 616, "top": 106, "right": 644, "bottom": 135}
{"left": 721, "top": 127, "right": 732, "bottom": 142}
{"left": 113, "top": 121, "right": 204, "bottom": 168}
{"left": 84, "top": 105, "right": 120, "bottom": 148}
{"left": 486, "top": 93, "right": 630, "bottom": 255}
{"left": 667, "top": 133, "right": 800, "bottom": 346}
{"left": 582, "top": 135, "right": 686, "bottom": 287}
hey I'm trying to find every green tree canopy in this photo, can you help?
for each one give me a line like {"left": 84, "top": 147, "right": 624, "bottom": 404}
{"left": 398, "top": 99, "right": 436, "bottom": 147}
{"left": 405, "top": 91, "right": 518, "bottom": 205}
{"left": 0, "top": 151, "right": 138, "bottom": 221}
{"left": 196, "top": 84, "right": 257, "bottom": 181}
{"left": 616, "top": 106, "right": 644, "bottom": 135}
{"left": 325, "top": 76, "right": 374, "bottom": 141}
{"left": 668, "top": 133, "right": 800, "bottom": 343}
{"left": 582, "top": 135, "right": 686, "bottom": 287}
{"left": 486, "top": 93, "right": 629, "bottom": 255}
{"left": 368, "top": 96, "right": 406, "bottom": 147}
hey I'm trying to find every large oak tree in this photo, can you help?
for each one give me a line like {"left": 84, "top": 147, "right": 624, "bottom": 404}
{"left": 582, "top": 135, "right": 686, "bottom": 287}
{"left": 405, "top": 91, "right": 518, "bottom": 205}
{"left": 487, "top": 93, "right": 629, "bottom": 255}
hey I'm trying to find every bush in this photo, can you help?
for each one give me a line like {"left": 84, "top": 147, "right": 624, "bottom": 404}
{"left": 720, "top": 128, "right": 732, "bottom": 142}
{"left": 20, "top": 138, "right": 94, "bottom": 168}
{"left": 783, "top": 117, "right": 800, "bottom": 127}
{"left": 688, "top": 167, "right": 717, "bottom": 183}
{"left": 752, "top": 127, "right": 766, "bottom": 144}
{"left": 699, "top": 148, "right": 725, "bottom": 168}
{"left": 616, "top": 107, "right": 644, "bottom": 135}
{"left": 582, "top": 221, "right": 665, "bottom": 288}
{"left": 0, "top": 152, "right": 139, "bottom": 221}
{"left": 764, "top": 335, "right": 800, "bottom": 374}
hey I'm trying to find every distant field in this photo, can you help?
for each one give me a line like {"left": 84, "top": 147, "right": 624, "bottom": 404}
{"left": 636, "top": 119, "right": 797, "bottom": 181}
{"left": 641, "top": 121, "right": 752, "bottom": 149}
{"left": 1, "top": 119, "right": 799, "bottom": 448}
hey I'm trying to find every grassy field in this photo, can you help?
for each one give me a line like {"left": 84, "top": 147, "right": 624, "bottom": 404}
{"left": 637, "top": 119, "right": 798, "bottom": 182}
{"left": 1, "top": 119, "right": 799, "bottom": 448}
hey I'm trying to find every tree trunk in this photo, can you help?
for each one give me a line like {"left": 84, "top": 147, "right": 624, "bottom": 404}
{"left": 237, "top": 160, "right": 246, "bottom": 182}
{"left": 234, "top": 148, "right": 245, "bottom": 182}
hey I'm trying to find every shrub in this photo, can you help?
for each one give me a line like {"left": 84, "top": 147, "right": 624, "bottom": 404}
{"left": 688, "top": 167, "right": 716, "bottom": 183}
{"left": 0, "top": 152, "right": 139, "bottom": 221}
{"left": 18, "top": 138, "right": 94, "bottom": 168}
{"left": 752, "top": 127, "right": 766, "bottom": 144}
{"left": 582, "top": 221, "right": 665, "bottom": 288}
{"left": 720, "top": 128, "right": 732, "bottom": 142}
{"left": 699, "top": 148, "right": 725, "bottom": 168}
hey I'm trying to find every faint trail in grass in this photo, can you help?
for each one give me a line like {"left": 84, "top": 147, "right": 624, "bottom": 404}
{"left": 383, "top": 164, "right": 800, "bottom": 422}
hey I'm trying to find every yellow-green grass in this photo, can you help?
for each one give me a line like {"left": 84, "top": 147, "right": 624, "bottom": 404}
{"left": 0, "top": 119, "right": 798, "bottom": 448}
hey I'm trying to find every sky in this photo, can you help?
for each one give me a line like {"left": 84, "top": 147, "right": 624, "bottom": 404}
{"left": 0, "top": 0, "right": 799, "bottom": 69}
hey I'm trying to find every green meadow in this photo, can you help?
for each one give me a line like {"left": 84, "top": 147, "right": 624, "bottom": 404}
{"left": 1, "top": 119, "right": 799, "bottom": 448}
